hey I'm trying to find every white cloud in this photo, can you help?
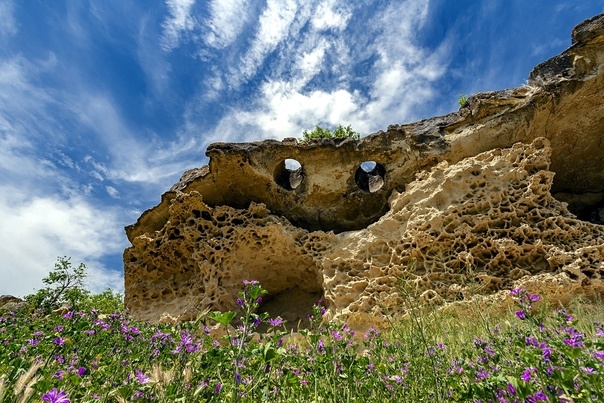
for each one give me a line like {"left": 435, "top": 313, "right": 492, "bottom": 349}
{"left": 229, "top": 0, "right": 298, "bottom": 87}
{"left": 0, "top": 0, "right": 17, "bottom": 40}
{"left": 0, "top": 186, "right": 124, "bottom": 297}
{"left": 161, "top": 0, "right": 197, "bottom": 51}
{"left": 204, "top": 0, "right": 250, "bottom": 49}
{"left": 311, "top": 0, "right": 351, "bottom": 31}
{"left": 87, "top": 266, "right": 124, "bottom": 294}
{"left": 0, "top": 133, "right": 53, "bottom": 179}
{"left": 106, "top": 185, "right": 119, "bottom": 199}
{"left": 136, "top": 13, "right": 173, "bottom": 96}
{"left": 531, "top": 37, "right": 567, "bottom": 57}
{"left": 204, "top": 0, "right": 446, "bottom": 141}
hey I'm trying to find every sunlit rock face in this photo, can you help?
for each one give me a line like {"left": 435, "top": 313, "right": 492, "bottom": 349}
{"left": 124, "top": 14, "right": 604, "bottom": 327}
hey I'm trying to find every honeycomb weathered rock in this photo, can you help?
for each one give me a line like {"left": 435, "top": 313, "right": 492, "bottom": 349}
{"left": 124, "top": 195, "right": 331, "bottom": 324}
{"left": 322, "top": 138, "right": 604, "bottom": 329}
{"left": 124, "top": 14, "right": 604, "bottom": 328}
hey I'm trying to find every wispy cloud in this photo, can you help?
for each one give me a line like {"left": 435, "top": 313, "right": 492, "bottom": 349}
{"left": 228, "top": 0, "right": 298, "bottom": 87}
{"left": 0, "top": 0, "right": 17, "bottom": 41}
{"left": 161, "top": 0, "right": 197, "bottom": 51}
{"left": 198, "top": 0, "right": 446, "bottom": 142}
{"left": 203, "top": 0, "right": 250, "bottom": 49}
{"left": 311, "top": 0, "right": 351, "bottom": 31}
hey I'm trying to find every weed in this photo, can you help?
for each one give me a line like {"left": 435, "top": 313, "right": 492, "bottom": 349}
{"left": 458, "top": 93, "right": 469, "bottom": 108}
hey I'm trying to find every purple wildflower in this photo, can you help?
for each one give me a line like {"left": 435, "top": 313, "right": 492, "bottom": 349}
{"left": 364, "top": 327, "right": 379, "bottom": 340}
{"left": 507, "top": 383, "right": 516, "bottom": 395}
{"left": 53, "top": 337, "right": 65, "bottom": 346}
{"left": 526, "top": 391, "right": 547, "bottom": 402}
{"left": 135, "top": 369, "right": 150, "bottom": 384}
{"left": 42, "top": 388, "right": 70, "bottom": 403}
{"left": 243, "top": 280, "right": 259, "bottom": 286}
{"left": 542, "top": 346, "right": 553, "bottom": 361}
{"left": 268, "top": 317, "right": 284, "bottom": 327}
{"left": 592, "top": 350, "right": 604, "bottom": 360}
{"left": 516, "top": 310, "right": 527, "bottom": 320}
{"left": 215, "top": 382, "right": 222, "bottom": 393}
{"left": 563, "top": 336, "right": 584, "bottom": 348}
{"left": 580, "top": 366, "right": 598, "bottom": 374}
{"left": 526, "top": 293, "right": 540, "bottom": 302}
{"left": 521, "top": 367, "right": 534, "bottom": 382}
{"left": 77, "top": 367, "right": 86, "bottom": 376}
{"left": 317, "top": 339, "right": 325, "bottom": 353}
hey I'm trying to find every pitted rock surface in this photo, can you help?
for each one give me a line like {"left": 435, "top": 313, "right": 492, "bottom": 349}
{"left": 322, "top": 138, "right": 604, "bottom": 329}
{"left": 125, "top": 14, "right": 604, "bottom": 326}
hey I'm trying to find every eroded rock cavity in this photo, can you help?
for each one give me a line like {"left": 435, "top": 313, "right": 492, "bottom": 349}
{"left": 125, "top": 14, "right": 604, "bottom": 327}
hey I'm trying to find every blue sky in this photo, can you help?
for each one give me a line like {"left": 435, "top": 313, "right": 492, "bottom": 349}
{"left": 1, "top": 0, "right": 602, "bottom": 296}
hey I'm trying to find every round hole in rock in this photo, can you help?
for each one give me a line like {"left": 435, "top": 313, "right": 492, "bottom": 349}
{"left": 355, "top": 161, "right": 386, "bottom": 193}
{"left": 274, "top": 158, "right": 304, "bottom": 190}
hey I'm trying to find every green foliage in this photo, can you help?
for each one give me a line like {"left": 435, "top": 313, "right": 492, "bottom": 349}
{"left": 2, "top": 279, "right": 603, "bottom": 402}
{"left": 458, "top": 93, "right": 469, "bottom": 108}
{"left": 24, "top": 256, "right": 90, "bottom": 312}
{"left": 79, "top": 289, "right": 124, "bottom": 314}
{"left": 301, "top": 124, "right": 360, "bottom": 142}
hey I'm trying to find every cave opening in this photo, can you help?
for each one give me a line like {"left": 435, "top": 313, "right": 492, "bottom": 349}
{"left": 355, "top": 161, "right": 386, "bottom": 193}
{"left": 274, "top": 158, "right": 304, "bottom": 191}
{"left": 256, "top": 286, "right": 324, "bottom": 332}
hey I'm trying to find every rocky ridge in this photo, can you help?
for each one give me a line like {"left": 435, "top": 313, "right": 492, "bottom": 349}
{"left": 124, "top": 14, "right": 604, "bottom": 328}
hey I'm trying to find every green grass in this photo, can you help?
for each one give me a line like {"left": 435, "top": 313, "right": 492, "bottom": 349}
{"left": 1, "top": 282, "right": 603, "bottom": 402}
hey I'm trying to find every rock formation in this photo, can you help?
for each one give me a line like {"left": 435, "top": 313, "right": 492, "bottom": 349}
{"left": 124, "top": 14, "right": 604, "bottom": 328}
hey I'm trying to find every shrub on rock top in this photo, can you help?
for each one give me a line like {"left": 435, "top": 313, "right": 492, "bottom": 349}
{"left": 301, "top": 124, "right": 360, "bottom": 142}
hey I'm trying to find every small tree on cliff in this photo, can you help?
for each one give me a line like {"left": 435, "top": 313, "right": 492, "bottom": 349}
{"left": 301, "top": 124, "right": 360, "bottom": 142}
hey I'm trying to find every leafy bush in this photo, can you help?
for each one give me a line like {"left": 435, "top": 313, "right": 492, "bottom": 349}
{"left": 78, "top": 289, "right": 124, "bottom": 315}
{"left": 301, "top": 124, "right": 360, "bottom": 142}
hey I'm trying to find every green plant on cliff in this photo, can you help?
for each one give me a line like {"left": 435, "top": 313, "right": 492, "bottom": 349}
{"left": 301, "top": 124, "right": 360, "bottom": 142}
{"left": 458, "top": 93, "right": 469, "bottom": 108}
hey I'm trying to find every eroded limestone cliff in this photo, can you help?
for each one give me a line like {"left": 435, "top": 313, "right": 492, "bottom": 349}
{"left": 124, "top": 14, "right": 604, "bottom": 327}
